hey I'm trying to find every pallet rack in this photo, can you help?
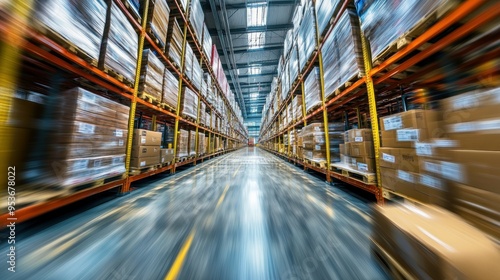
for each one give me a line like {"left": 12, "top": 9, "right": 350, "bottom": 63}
{"left": 0, "top": 0, "right": 247, "bottom": 227}
{"left": 258, "top": 0, "right": 498, "bottom": 203}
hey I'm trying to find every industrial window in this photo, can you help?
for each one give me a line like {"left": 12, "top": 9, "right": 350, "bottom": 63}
{"left": 247, "top": 3, "right": 268, "bottom": 27}
{"left": 249, "top": 93, "right": 259, "bottom": 99}
{"left": 250, "top": 107, "right": 258, "bottom": 113}
{"left": 248, "top": 32, "right": 265, "bottom": 49}
{"left": 248, "top": 67, "right": 261, "bottom": 75}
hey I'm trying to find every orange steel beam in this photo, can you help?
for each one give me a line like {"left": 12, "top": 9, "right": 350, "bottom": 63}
{"left": 371, "top": 0, "right": 486, "bottom": 77}
{"left": 0, "top": 179, "right": 125, "bottom": 227}
{"left": 376, "top": 4, "right": 500, "bottom": 84}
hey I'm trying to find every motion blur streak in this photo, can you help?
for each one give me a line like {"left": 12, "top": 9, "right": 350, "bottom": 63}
{"left": 0, "top": 148, "right": 388, "bottom": 280}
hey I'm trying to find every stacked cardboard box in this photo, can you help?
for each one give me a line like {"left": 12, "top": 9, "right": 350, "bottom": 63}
{"left": 181, "top": 87, "right": 198, "bottom": 120}
{"left": 166, "top": 17, "right": 183, "bottom": 68}
{"left": 188, "top": 130, "right": 196, "bottom": 157}
{"left": 49, "top": 88, "right": 129, "bottom": 187}
{"left": 292, "top": 95, "right": 303, "bottom": 122}
{"left": 162, "top": 70, "right": 178, "bottom": 110}
{"left": 160, "top": 148, "right": 174, "bottom": 165}
{"left": 372, "top": 204, "right": 500, "bottom": 279}
{"left": 177, "top": 129, "right": 189, "bottom": 158}
{"left": 198, "top": 133, "right": 206, "bottom": 155}
{"left": 341, "top": 128, "right": 375, "bottom": 172}
{"left": 438, "top": 87, "right": 500, "bottom": 242}
{"left": 297, "top": 129, "right": 304, "bottom": 159}
{"left": 379, "top": 109, "right": 444, "bottom": 204}
{"left": 144, "top": 0, "right": 170, "bottom": 49}
{"left": 304, "top": 67, "right": 321, "bottom": 113}
{"left": 139, "top": 49, "right": 165, "bottom": 102}
{"left": 131, "top": 129, "right": 162, "bottom": 168}
{"left": 302, "top": 122, "right": 345, "bottom": 163}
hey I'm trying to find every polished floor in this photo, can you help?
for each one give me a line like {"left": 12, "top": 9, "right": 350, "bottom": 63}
{"left": 3, "top": 147, "right": 388, "bottom": 280}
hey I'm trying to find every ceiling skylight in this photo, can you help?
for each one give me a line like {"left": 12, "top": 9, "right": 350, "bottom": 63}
{"left": 247, "top": 2, "right": 268, "bottom": 27}
{"left": 248, "top": 67, "right": 261, "bottom": 75}
{"left": 250, "top": 107, "right": 258, "bottom": 113}
{"left": 248, "top": 32, "right": 265, "bottom": 49}
{"left": 249, "top": 93, "right": 259, "bottom": 99}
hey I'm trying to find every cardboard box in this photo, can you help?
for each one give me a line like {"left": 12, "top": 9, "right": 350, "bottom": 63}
{"left": 160, "top": 148, "right": 174, "bottom": 164}
{"left": 131, "top": 146, "right": 160, "bottom": 158}
{"left": 347, "top": 128, "right": 372, "bottom": 143}
{"left": 441, "top": 87, "right": 500, "bottom": 125}
{"left": 130, "top": 156, "right": 159, "bottom": 168}
{"left": 379, "top": 147, "right": 420, "bottom": 172}
{"left": 372, "top": 204, "right": 500, "bottom": 279}
{"left": 380, "top": 167, "right": 397, "bottom": 191}
{"left": 416, "top": 174, "right": 449, "bottom": 207}
{"left": 351, "top": 156, "right": 375, "bottom": 173}
{"left": 447, "top": 131, "right": 500, "bottom": 151}
{"left": 349, "top": 141, "right": 374, "bottom": 158}
{"left": 132, "top": 129, "right": 162, "bottom": 146}
{"left": 339, "top": 144, "right": 346, "bottom": 155}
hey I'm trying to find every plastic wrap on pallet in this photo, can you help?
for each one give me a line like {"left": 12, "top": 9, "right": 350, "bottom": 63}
{"left": 34, "top": 0, "right": 106, "bottom": 61}
{"left": 356, "top": 0, "right": 447, "bottom": 61}
{"left": 289, "top": 45, "right": 299, "bottom": 92}
{"left": 139, "top": 49, "right": 165, "bottom": 101}
{"left": 192, "top": 59, "right": 203, "bottom": 90}
{"left": 283, "top": 29, "right": 294, "bottom": 59}
{"left": 188, "top": 130, "right": 196, "bottom": 156}
{"left": 184, "top": 43, "right": 194, "bottom": 81}
{"left": 322, "top": 8, "right": 364, "bottom": 99}
{"left": 281, "top": 60, "right": 290, "bottom": 102}
{"left": 198, "top": 132, "right": 206, "bottom": 155}
{"left": 204, "top": 72, "right": 212, "bottom": 89}
{"left": 162, "top": 69, "right": 179, "bottom": 110}
{"left": 200, "top": 101, "right": 206, "bottom": 126}
{"left": 315, "top": 0, "right": 341, "bottom": 36}
{"left": 182, "top": 87, "right": 198, "bottom": 121}
{"left": 304, "top": 67, "right": 321, "bottom": 113}
{"left": 189, "top": 0, "right": 204, "bottom": 42}
{"left": 292, "top": 4, "right": 304, "bottom": 31}
{"left": 202, "top": 23, "right": 212, "bottom": 62}
{"left": 103, "top": 1, "right": 138, "bottom": 83}
{"left": 293, "top": 95, "right": 303, "bottom": 121}
{"left": 167, "top": 17, "right": 183, "bottom": 69}
{"left": 298, "top": 7, "right": 317, "bottom": 72}
{"left": 211, "top": 44, "right": 220, "bottom": 76}
{"left": 146, "top": 0, "right": 170, "bottom": 48}
{"left": 177, "top": 129, "right": 189, "bottom": 157}
{"left": 48, "top": 87, "right": 129, "bottom": 187}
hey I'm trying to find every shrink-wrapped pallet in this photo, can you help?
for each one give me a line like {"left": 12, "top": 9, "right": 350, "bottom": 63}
{"left": 289, "top": 44, "right": 299, "bottom": 91}
{"left": 198, "top": 133, "right": 206, "bottom": 155}
{"left": 162, "top": 69, "right": 179, "bottom": 110}
{"left": 315, "top": 0, "right": 341, "bottom": 36}
{"left": 189, "top": 0, "right": 204, "bottom": 42}
{"left": 322, "top": 8, "right": 364, "bottom": 98}
{"left": 177, "top": 129, "right": 189, "bottom": 158}
{"left": 202, "top": 23, "right": 212, "bottom": 63}
{"left": 139, "top": 49, "right": 165, "bottom": 102}
{"left": 188, "top": 130, "right": 196, "bottom": 156}
{"left": 166, "top": 17, "right": 183, "bottom": 68}
{"left": 181, "top": 87, "right": 198, "bottom": 121}
{"left": 144, "top": 0, "right": 170, "bottom": 48}
{"left": 48, "top": 87, "right": 129, "bottom": 187}
{"left": 304, "top": 67, "right": 321, "bottom": 113}
{"left": 101, "top": 1, "right": 138, "bottom": 83}
{"left": 34, "top": 0, "right": 106, "bottom": 62}
{"left": 184, "top": 43, "right": 194, "bottom": 81}
{"left": 297, "top": 7, "right": 317, "bottom": 72}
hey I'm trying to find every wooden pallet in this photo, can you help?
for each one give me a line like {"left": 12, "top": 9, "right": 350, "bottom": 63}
{"left": 304, "top": 159, "right": 327, "bottom": 169}
{"left": 176, "top": 156, "right": 188, "bottom": 163}
{"left": 372, "top": 0, "right": 460, "bottom": 66}
{"left": 382, "top": 189, "right": 422, "bottom": 205}
{"left": 329, "top": 72, "right": 363, "bottom": 98}
{"left": 146, "top": 27, "right": 166, "bottom": 51}
{"left": 371, "top": 239, "right": 415, "bottom": 280}
{"left": 120, "top": 0, "right": 141, "bottom": 23}
{"left": 102, "top": 66, "right": 134, "bottom": 87}
{"left": 300, "top": 50, "right": 318, "bottom": 75}
{"left": 33, "top": 22, "right": 98, "bottom": 67}
{"left": 158, "top": 102, "right": 176, "bottom": 112}
{"left": 139, "top": 92, "right": 161, "bottom": 105}
{"left": 306, "top": 102, "right": 322, "bottom": 115}
{"left": 160, "top": 161, "right": 173, "bottom": 167}
{"left": 330, "top": 163, "right": 376, "bottom": 184}
{"left": 129, "top": 164, "right": 161, "bottom": 176}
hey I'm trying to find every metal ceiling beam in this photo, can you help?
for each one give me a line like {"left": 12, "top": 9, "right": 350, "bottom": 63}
{"left": 224, "top": 59, "right": 280, "bottom": 69}
{"left": 202, "top": 0, "right": 296, "bottom": 11}
{"left": 218, "top": 44, "right": 283, "bottom": 55}
{"left": 241, "top": 90, "right": 270, "bottom": 95}
{"left": 238, "top": 82, "right": 271, "bottom": 88}
{"left": 209, "top": 24, "right": 292, "bottom": 35}
{"left": 233, "top": 71, "right": 277, "bottom": 79}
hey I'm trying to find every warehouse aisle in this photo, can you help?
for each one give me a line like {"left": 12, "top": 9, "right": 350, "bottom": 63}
{"left": 4, "top": 148, "right": 388, "bottom": 280}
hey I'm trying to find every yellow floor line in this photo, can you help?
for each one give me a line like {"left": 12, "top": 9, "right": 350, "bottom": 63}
{"left": 164, "top": 229, "right": 196, "bottom": 280}
{"left": 216, "top": 183, "right": 231, "bottom": 208}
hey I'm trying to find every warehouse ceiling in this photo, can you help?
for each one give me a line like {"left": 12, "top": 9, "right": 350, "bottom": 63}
{"left": 202, "top": 0, "right": 297, "bottom": 137}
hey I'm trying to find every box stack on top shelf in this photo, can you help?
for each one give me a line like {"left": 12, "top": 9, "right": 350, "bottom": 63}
{"left": 34, "top": 0, "right": 106, "bottom": 64}
{"left": 198, "top": 132, "right": 206, "bottom": 155}
{"left": 145, "top": 0, "right": 170, "bottom": 50}
{"left": 202, "top": 23, "right": 212, "bottom": 62}
{"left": 315, "top": 0, "right": 341, "bottom": 36}
{"left": 297, "top": 6, "right": 316, "bottom": 72}
{"left": 192, "top": 58, "right": 203, "bottom": 90}
{"left": 184, "top": 43, "right": 194, "bottom": 81}
{"left": 162, "top": 69, "right": 179, "bottom": 110}
{"left": 48, "top": 88, "right": 129, "bottom": 187}
{"left": 292, "top": 95, "right": 303, "bottom": 122}
{"left": 139, "top": 49, "right": 165, "bottom": 103}
{"left": 289, "top": 45, "right": 299, "bottom": 93}
{"left": 101, "top": 0, "right": 138, "bottom": 84}
{"left": 356, "top": 0, "right": 452, "bottom": 62}
{"left": 166, "top": 17, "right": 184, "bottom": 69}
{"left": 304, "top": 67, "right": 321, "bottom": 113}
{"left": 131, "top": 128, "right": 162, "bottom": 169}
{"left": 189, "top": 0, "right": 204, "bottom": 43}
{"left": 181, "top": 87, "right": 198, "bottom": 121}
{"left": 322, "top": 6, "right": 364, "bottom": 99}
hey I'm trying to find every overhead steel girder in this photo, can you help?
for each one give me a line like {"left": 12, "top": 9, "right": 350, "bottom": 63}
{"left": 238, "top": 82, "right": 272, "bottom": 88}
{"left": 202, "top": 0, "right": 295, "bottom": 11}
{"left": 224, "top": 59, "right": 280, "bottom": 69}
{"left": 209, "top": 24, "right": 292, "bottom": 35}
{"left": 218, "top": 44, "right": 283, "bottom": 55}
{"left": 232, "top": 71, "right": 277, "bottom": 80}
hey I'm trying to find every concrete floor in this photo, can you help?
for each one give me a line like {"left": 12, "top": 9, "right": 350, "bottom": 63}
{"left": 2, "top": 147, "right": 388, "bottom": 280}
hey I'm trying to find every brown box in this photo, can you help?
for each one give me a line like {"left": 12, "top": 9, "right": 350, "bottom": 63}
{"left": 132, "top": 129, "right": 162, "bottom": 146}
{"left": 349, "top": 141, "right": 375, "bottom": 158}
{"left": 379, "top": 147, "right": 420, "bottom": 172}
{"left": 339, "top": 143, "right": 346, "bottom": 155}
{"left": 352, "top": 156, "right": 375, "bottom": 173}
{"left": 160, "top": 148, "right": 174, "bottom": 164}
{"left": 441, "top": 87, "right": 500, "bottom": 125}
{"left": 380, "top": 167, "right": 397, "bottom": 191}
{"left": 447, "top": 131, "right": 500, "bottom": 151}
{"left": 416, "top": 174, "right": 449, "bottom": 207}
{"left": 131, "top": 146, "right": 160, "bottom": 158}
{"left": 379, "top": 147, "right": 398, "bottom": 169}
{"left": 130, "top": 156, "right": 160, "bottom": 168}
{"left": 372, "top": 204, "right": 500, "bottom": 279}
{"left": 347, "top": 129, "right": 372, "bottom": 143}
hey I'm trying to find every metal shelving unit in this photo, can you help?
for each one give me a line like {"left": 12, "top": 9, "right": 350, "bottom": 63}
{"left": 0, "top": 0, "right": 247, "bottom": 227}
{"left": 258, "top": 0, "right": 498, "bottom": 203}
